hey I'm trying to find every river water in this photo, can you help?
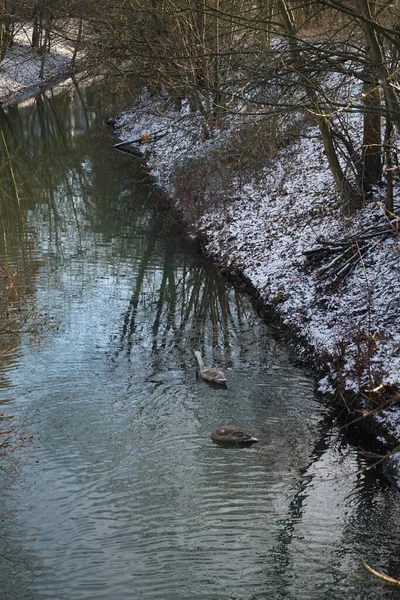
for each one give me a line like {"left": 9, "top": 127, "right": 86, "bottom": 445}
{"left": 0, "top": 82, "right": 400, "bottom": 600}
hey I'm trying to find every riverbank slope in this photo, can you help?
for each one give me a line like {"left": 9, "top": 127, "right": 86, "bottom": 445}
{"left": 112, "top": 93, "right": 400, "bottom": 469}
{"left": 0, "top": 27, "right": 74, "bottom": 107}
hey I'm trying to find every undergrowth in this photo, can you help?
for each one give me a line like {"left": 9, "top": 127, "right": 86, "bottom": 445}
{"left": 171, "top": 113, "right": 311, "bottom": 220}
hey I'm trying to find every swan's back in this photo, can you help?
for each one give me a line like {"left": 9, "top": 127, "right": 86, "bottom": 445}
{"left": 194, "top": 350, "right": 227, "bottom": 384}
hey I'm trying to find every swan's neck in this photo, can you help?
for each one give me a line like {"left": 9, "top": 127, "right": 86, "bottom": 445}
{"left": 194, "top": 351, "right": 205, "bottom": 373}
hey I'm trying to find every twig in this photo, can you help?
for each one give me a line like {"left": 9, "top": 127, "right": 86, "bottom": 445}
{"left": 304, "top": 218, "right": 400, "bottom": 289}
{"left": 363, "top": 562, "right": 400, "bottom": 585}
{"left": 113, "top": 128, "right": 167, "bottom": 148}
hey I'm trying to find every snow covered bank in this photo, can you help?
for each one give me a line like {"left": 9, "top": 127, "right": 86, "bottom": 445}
{"left": 113, "top": 94, "right": 400, "bottom": 456}
{"left": 0, "top": 27, "right": 75, "bottom": 106}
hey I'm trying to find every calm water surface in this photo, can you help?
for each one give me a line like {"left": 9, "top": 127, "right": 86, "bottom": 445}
{"left": 0, "top": 83, "right": 400, "bottom": 600}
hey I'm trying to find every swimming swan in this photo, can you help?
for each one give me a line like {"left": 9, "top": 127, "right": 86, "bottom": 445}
{"left": 211, "top": 426, "right": 258, "bottom": 444}
{"left": 194, "top": 350, "right": 227, "bottom": 385}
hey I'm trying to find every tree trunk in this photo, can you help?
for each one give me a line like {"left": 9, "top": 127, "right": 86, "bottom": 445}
{"left": 358, "top": 0, "right": 400, "bottom": 132}
{"left": 276, "top": 0, "right": 362, "bottom": 211}
{"left": 32, "top": 6, "right": 41, "bottom": 49}
{"left": 318, "top": 116, "right": 363, "bottom": 211}
{"left": 71, "top": 17, "right": 83, "bottom": 69}
{"left": 362, "top": 73, "right": 382, "bottom": 187}
{"left": 384, "top": 117, "right": 394, "bottom": 213}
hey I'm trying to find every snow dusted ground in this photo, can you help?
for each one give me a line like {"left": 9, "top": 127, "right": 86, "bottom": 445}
{"left": 114, "top": 94, "right": 400, "bottom": 449}
{"left": 0, "top": 25, "right": 74, "bottom": 106}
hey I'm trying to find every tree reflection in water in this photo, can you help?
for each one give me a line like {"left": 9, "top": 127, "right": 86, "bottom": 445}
{"left": 0, "top": 82, "right": 270, "bottom": 380}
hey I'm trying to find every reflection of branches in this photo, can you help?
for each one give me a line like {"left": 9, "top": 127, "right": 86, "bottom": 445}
{"left": 0, "top": 82, "right": 99, "bottom": 220}
{"left": 117, "top": 223, "right": 252, "bottom": 365}
{"left": 1, "top": 82, "right": 133, "bottom": 262}
{"left": 0, "top": 266, "right": 38, "bottom": 341}
{"left": 152, "top": 243, "right": 177, "bottom": 352}
{"left": 118, "top": 218, "right": 164, "bottom": 355}
{"left": 0, "top": 527, "right": 40, "bottom": 585}
{"left": 0, "top": 128, "right": 21, "bottom": 206}
{"left": 269, "top": 410, "right": 336, "bottom": 578}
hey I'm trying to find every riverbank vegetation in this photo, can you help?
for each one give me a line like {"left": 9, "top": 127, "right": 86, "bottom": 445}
{"left": 1, "top": 2, "right": 400, "bottom": 459}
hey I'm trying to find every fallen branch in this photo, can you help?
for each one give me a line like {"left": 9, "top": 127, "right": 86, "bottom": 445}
{"left": 363, "top": 561, "right": 400, "bottom": 585}
{"left": 304, "top": 217, "right": 400, "bottom": 290}
{"left": 113, "top": 128, "right": 167, "bottom": 149}
{"left": 113, "top": 144, "right": 143, "bottom": 158}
